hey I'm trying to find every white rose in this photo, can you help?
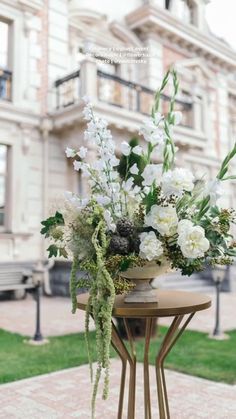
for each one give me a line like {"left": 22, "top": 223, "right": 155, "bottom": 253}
{"left": 161, "top": 168, "right": 194, "bottom": 197}
{"left": 121, "top": 141, "right": 131, "bottom": 156}
{"left": 141, "top": 164, "right": 162, "bottom": 186}
{"left": 65, "top": 147, "right": 76, "bottom": 158}
{"left": 177, "top": 219, "right": 193, "bottom": 235}
{"left": 177, "top": 221, "right": 210, "bottom": 258}
{"left": 145, "top": 205, "right": 178, "bottom": 236}
{"left": 139, "top": 231, "right": 163, "bottom": 261}
{"left": 130, "top": 163, "right": 139, "bottom": 175}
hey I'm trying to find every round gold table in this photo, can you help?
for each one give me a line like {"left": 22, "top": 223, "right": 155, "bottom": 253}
{"left": 77, "top": 290, "right": 211, "bottom": 419}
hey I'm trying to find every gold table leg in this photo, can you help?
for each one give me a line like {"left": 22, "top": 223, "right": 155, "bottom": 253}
{"left": 111, "top": 313, "right": 194, "bottom": 419}
{"left": 156, "top": 313, "right": 195, "bottom": 419}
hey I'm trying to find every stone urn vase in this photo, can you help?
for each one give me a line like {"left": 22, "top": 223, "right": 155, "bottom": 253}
{"left": 120, "top": 261, "right": 171, "bottom": 304}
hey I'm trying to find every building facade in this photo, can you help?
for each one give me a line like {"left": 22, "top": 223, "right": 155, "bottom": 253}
{"left": 0, "top": 0, "right": 236, "bottom": 282}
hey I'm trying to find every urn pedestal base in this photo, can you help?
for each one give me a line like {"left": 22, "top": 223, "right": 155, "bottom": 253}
{"left": 124, "top": 279, "right": 157, "bottom": 304}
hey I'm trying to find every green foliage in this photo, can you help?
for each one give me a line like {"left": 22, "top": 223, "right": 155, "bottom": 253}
{"left": 217, "top": 142, "right": 236, "bottom": 180}
{"left": 70, "top": 256, "right": 79, "bottom": 314}
{"left": 86, "top": 221, "right": 115, "bottom": 418}
{"left": 117, "top": 137, "right": 145, "bottom": 186}
{"left": 142, "top": 186, "right": 161, "bottom": 213}
{"left": 46, "top": 244, "right": 68, "bottom": 259}
{"left": 40, "top": 211, "right": 64, "bottom": 237}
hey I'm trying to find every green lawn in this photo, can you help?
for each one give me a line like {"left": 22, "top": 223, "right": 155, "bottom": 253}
{"left": 0, "top": 327, "right": 235, "bottom": 385}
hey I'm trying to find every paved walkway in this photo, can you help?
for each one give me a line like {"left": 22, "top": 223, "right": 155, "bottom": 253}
{"left": 0, "top": 360, "right": 235, "bottom": 419}
{"left": 0, "top": 292, "right": 235, "bottom": 337}
{"left": 0, "top": 296, "right": 94, "bottom": 337}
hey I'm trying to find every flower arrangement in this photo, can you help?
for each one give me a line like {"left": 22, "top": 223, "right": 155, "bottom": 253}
{"left": 41, "top": 70, "right": 236, "bottom": 417}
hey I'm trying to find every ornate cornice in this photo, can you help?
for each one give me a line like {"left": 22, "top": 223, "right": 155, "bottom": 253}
{"left": 126, "top": 4, "right": 236, "bottom": 70}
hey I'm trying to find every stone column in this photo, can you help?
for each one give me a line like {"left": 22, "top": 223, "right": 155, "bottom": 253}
{"left": 80, "top": 58, "right": 98, "bottom": 100}
{"left": 138, "top": 35, "right": 163, "bottom": 90}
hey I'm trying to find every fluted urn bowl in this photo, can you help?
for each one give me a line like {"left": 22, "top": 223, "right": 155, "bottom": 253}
{"left": 120, "top": 261, "right": 171, "bottom": 304}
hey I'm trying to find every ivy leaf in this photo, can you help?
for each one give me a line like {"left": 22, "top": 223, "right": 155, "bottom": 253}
{"left": 47, "top": 244, "right": 59, "bottom": 258}
{"left": 41, "top": 211, "right": 64, "bottom": 237}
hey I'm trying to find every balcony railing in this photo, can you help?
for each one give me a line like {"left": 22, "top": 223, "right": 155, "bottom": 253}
{"left": 55, "top": 69, "right": 80, "bottom": 109}
{"left": 97, "top": 71, "right": 193, "bottom": 128}
{"left": 54, "top": 67, "right": 193, "bottom": 128}
{"left": 0, "top": 68, "right": 12, "bottom": 101}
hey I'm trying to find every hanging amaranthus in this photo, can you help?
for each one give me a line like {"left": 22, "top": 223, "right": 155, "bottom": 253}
{"left": 85, "top": 220, "right": 115, "bottom": 418}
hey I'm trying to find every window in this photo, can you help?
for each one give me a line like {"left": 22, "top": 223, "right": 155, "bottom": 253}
{"left": 165, "top": 0, "right": 172, "bottom": 9}
{"left": 0, "top": 20, "right": 9, "bottom": 68}
{"left": 0, "top": 145, "right": 9, "bottom": 227}
{"left": 0, "top": 19, "right": 12, "bottom": 101}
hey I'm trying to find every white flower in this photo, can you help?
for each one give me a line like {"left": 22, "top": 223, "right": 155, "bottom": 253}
{"left": 104, "top": 209, "right": 116, "bottom": 232}
{"left": 82, "top": 95, "right": 91, "bottom": 104}
{"left": 121, "top": 141, "right": 131, "bottom": 156}
{"left": 153, "top": 112, "right": 164, "bottom": 125}
{"left": 161, "top": 168, "right": 194, "bottom": 197}
{"left": 132, "top": 145, "right": 143, "bottom": 156}
{"left": 204, "top": 179, "right": 223, "bottom": 205}
{"left": 177, "top": 220, "right": 209, "bottom": 258}
{"left": 122, "top": 177, "right": 134, "bottom": 193}
{"left": 145, "top": 205, "right": 178, "bottom": 236}
{"left": 77, "top": 146, "right": 88, "bottom": 159}
{"left": 141, "top": 164, "right": 162, "bottom": 186}
{"left": 139, "top": 231, "right": 163, "bottom": 261}
{"left": 64, "top": 191, "right": 88, "bottom": 209}
{"left": 171, "top": 111, "right": 182, "bottom": 125}
{"left": 73, "top": 160, "right": 82, "bottom": 171}
{"left": 130, "top": 163, "right": 139, "bottom": 175}
{"left": 95, "top": 195, "right": 111, "bottom": 205}
{"left": 65, "top": 147, "right": 76, "bottom": 158}
{"left": 82, "top": 105, "right": 93, "bottom": 121}
{"left": 177, "top": 219, "right": 193, "bottom": 235}
{"left": 140, "top": 118, "right": 164, "bottom": 145}
{"left": 109, "top": 156, "right": 119, "bottom": 167}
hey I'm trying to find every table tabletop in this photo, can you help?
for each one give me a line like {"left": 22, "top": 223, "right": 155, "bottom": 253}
{"left": 77, "top": 290, "right": 211, "bottom": 318}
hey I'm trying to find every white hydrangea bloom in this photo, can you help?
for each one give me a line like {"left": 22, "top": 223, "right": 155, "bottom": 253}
{"left": 77, "top": 146, "right": 88, "bottom": 159}
{"left": 132, "top": 145, "right": 143, "bottom": 156}
{"left": 139, "top": 231, "right": 163, "bottom": 261}
{"left": 161, "top": 168, "right": 194, "bottom": 197}
{"left": 145, "top": 205, "right": 178, "bottom": 236}
{"left": 177, "top": 220, "right": 209, "bottom": 258}
{"left": 130, "top": 163, "right": 139, "bottom": 175}
{"left": 141, "top": 164, "right": 162, "bottom": 186}
{"left": 121, "top": 141, "right": 131, "bottom": 156}
{"left": 65, "top": 147, "right": 76, "bottom": 158}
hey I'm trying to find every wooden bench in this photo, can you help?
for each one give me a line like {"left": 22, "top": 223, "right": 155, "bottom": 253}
{"left": 0, "top": 262, "right": 45, "bottom": 341}
{"left": 0, "top": 263, "right": 36, "bottom": 299}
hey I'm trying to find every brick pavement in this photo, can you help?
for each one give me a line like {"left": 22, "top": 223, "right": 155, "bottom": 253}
{"left": 0, "top": 360, "right": 235, "bottom": 419}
